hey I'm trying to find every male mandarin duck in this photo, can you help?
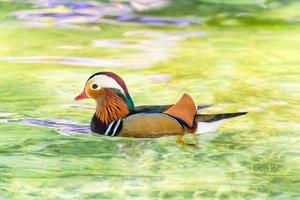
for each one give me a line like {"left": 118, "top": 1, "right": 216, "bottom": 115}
{"left": 74, "top": 72, "right": 247, "bottom": 138}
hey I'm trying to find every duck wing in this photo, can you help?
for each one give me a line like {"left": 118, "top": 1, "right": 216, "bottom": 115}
{"left": 134, "top": 104, "right": 212, "bottom": 113}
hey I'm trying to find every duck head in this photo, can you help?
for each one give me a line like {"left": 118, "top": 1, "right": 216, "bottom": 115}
{"left": 75, "top": 72, "right": 134, "bottom": 124}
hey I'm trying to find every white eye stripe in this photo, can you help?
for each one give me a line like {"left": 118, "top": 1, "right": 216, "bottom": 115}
{"left": 89, "top": 75, "right": 125, "bottom": 95}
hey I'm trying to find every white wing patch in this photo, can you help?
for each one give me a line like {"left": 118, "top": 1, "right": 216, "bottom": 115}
{"left": 195, "top": 119, "right": 227, "bottom": 134}
{"left": 90, "top": 75, "right": 125, "bottom": 95}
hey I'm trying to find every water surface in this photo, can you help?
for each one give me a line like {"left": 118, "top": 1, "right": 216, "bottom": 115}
{"left": 0, "top": 0, "right": 299, "bottom": 199}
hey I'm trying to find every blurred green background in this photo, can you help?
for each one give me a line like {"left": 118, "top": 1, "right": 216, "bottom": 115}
{"left": 0, "top": 0, "right": 299, "bottom": 199}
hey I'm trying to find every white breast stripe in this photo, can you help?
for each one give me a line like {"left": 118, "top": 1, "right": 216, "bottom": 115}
{"left": 104, "top": 121, "right": 115, "bottom": 136}
{"left": 111, "top": 119, "right": 121, "bottom": 137}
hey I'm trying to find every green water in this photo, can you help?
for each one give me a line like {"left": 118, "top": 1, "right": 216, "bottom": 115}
{"left": 0, "top": 0, "right": 299, "bottom": 199}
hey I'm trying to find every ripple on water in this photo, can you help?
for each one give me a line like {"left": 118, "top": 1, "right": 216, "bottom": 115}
{"left": 5, "top": 118, "right": 91, "bottom": 135}
{"left": 62, "top": 104, "right": 94, "bottom": 110}
{"left": 9, "top": 0, "right": 200, "bottom": 28}
{"left": 146, "top": 74, "right": 172, "bottom": 82}
{"left": 0, "top": 56, "right": 126, "bottom": 68}
{"left": 0, "top": 112, "right": 17, "bottom": 118}
{"left": 1, "top": 30, "right": 207, "bottom": 68}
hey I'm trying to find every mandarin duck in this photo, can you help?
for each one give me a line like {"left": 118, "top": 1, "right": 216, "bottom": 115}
{"left": 74, "top": 72, "right": 247, "bottom": 139}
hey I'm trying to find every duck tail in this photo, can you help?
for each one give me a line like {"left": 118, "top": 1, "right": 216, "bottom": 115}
{"left": 193, "top": 112, "right": 247, "bottom": 134}
{"left": 195, "top": 112, "right": 247, "bottom": 122}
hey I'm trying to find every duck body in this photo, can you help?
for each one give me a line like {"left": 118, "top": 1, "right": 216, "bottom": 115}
{"left": 75, "top": 72, "right": 247, "bottom": 138}
{"left": 91, "top": 113, "right": 183, "bottom": 138}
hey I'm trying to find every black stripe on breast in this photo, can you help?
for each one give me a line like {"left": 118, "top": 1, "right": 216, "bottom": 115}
{"left": 105, "top": 119, "right": 122, "bottom": 137}
{"left": 90, "top": 114, "right": 123, "bottom": 136}
{"left": 111, "top": 119, "right": 122, "bottom": 137}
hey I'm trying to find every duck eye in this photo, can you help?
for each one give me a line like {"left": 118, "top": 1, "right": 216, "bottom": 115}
{"left": 92, "top": 84, "right": 99, "bottom": 89}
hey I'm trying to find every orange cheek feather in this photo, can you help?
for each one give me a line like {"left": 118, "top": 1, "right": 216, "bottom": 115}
{"left": 86, "top": 87, "right": 103, "bottom": 99}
